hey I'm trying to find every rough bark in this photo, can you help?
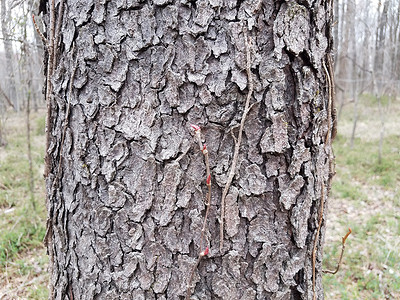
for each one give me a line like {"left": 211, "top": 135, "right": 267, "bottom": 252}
{"left": 44, "top": 1, "right": 334, "bottom": 299}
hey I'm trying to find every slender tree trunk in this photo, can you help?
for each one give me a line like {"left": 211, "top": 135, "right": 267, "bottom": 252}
{"left": 0, "top": 84, "right": 14, "bottom": 109}
{"left": 44, "top": 1, "right": 335, "bottom": 299}
{"left": 26, "top": 80, "right": 36, "bottom": 210}
{"left": 349, "top": 0, "right": 358, "bottom": 148}
{"left": 374, "top": 0, "right": 389, "bottom": 91}
{"left": 361, "top": 1, "right": 371, "bottom": 94}
{"left": 31, "top": 0, "right": 45, "bottom": 111}
{"left": 392, "top": 1, "right": 400, "bottom": 93}
{"left": 21, "top": 4, "right": 37, "bottom": 210}
{"left": 0, "top": 98, "right": 6, "bottom": 146}
{"left": 377, "top": 95, "right": 384, "bottom": 164}
{"left": 0, "top": 0, "right": 18, "bottom": 111}
{"left": 350, "top": 81, "right": 359, "bottom": 149}
{"left": 336, "top": 0, "right": 351, "bottom": 121}
{"left": 333, "top": 0, "right": 339, "bottom": 56}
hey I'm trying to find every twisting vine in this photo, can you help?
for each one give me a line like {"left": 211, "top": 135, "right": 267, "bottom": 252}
{"left": 219, "top": 23, "right": 254, "bottom": 252}
{"left": 185, "top": 124, "right": 212, "bottom": 300}
{"left": 312, "top": 183, "right": 326, "bottom": 300}
{"left": 312, "top": 56, "right": 349, "bottom": 300}
{"left": 323, "top": 228, "right": 352, "bottom": 275}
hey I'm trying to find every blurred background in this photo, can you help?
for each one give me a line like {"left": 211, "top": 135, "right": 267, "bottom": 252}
{"left": 0, "top": 0, "right": 399, "bottom": 298}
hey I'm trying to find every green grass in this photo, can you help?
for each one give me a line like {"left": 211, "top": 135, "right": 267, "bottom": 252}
{"left": 35, "top": 115, "right": 46, "bottom": 136}
{"left": 333, "top": 133, "right": 400, "bottom": 190}
{"left": 27, "top": 285, "right": 49, "bottom": 300}
{"left": 360, "top": 93, "right": 392, "bottom": 107}
{"left": 0, "top": 119, "right": 44, "bottom": 208}
{"left": 0, "top": 109, "right": 48, "bottom": 298}
{"left": 324, "top": 210, "right": 400, "bottom": 299}
{"left": 323, "top": 94, "right": 400, "bottom": 299}
{"left": 0, "top": 210, "right": 45, "bottom": 266}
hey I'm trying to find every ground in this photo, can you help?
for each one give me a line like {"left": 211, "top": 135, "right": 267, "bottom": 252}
{"left": 0, "top": 110, "right": 48, "bottom": 299}
{"left": 0, "top": 94, "right": 399, "bottom": 299}
{"left": 323, "top": 95, "right": 400, "bottom": 299}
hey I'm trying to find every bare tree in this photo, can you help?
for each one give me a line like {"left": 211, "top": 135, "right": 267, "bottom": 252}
{"left": 43, "top": 1, "right": 336, "bottom": 299}
{"left": 374, "top": 0, "right": 390, "bottom": 88}
{"left": 336, "top": 0, "right": 351, "bottom": 119}
{"left": 0, "top": 0, "right": 19, "bottom": 111}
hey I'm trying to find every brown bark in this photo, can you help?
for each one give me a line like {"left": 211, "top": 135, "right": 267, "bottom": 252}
{"left": 44, "top": 1, "right": 335, "bottom": 299}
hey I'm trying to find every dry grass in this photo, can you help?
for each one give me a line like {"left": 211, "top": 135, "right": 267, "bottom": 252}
{"left": 0, "top": 248, "right": 48, "bottom": 299}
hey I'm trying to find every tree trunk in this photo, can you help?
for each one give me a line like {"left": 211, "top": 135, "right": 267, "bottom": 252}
{"left": 44, "top": 1, "right": 335, "bottom": 299}
{"left": 0, "top": 0, "right": 18, "bottom": 111}
{"left": 374, "top": 0, "right": 389, "bottom": 91}
{"left": 396, "top": 2, "right": 400, "bottom": 83}
{"left": 30, "top": 0, "right": 45, "bottom": 111}
{"left": 360, "top": 1, "right": 371, "bottom": 94}
{"left": 336, "top": 0, "right": 350, "bottom": 120}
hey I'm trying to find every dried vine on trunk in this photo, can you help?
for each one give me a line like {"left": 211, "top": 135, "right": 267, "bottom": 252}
{"left": 186, "top": 125, "right": 212, "bottom": 299}
{"left": 219, "top": 24, "right": 254, "bottom": 252}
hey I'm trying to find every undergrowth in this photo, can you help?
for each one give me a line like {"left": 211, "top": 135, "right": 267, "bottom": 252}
{"left": 0, "top": 109, "right": 48, "bottom": 299}
{"left": 323, "top": 94, "right": 400, "bottom": 299}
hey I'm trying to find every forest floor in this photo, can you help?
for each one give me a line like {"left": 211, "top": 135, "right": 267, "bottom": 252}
{"left": 323, "top": 94, "right": 400, "bottom": 299}
{"left": 0, "top": 109, "right": 48, "bottom": 299}
{"left": 0, "top": 94, "right": 399, "bottom": 299}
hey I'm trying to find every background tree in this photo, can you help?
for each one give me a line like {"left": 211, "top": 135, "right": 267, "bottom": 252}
{"left": 43, "top": 0, "right": 335, "bottom": 299}
{"left": 0, "top": 0, "right": 18, "bottom": 111}
{"left": 335, "top": 0, "right": 400, "bottom": 103}
{"left": 0, "top": 0, "right": 44, "bottom": 113}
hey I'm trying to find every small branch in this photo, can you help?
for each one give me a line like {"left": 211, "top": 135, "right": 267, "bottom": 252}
{"left": 219, "top": 24, "right": 254, "bottom": 252}
{"left": 32, "top": 14, "right": 48, "bottom": 49}
{"left": 10, "top": 0, "right": 25, "bottom": 10}
{"left": 343, "top": 54, "right": 373, "bottom": 74}
{"left": 312, "top": 55, "right": 338, "bottom": 299}
{"left": 0, "top": 84, "right": 15, "bottom": 109}
{"left": 322, "top": 60, "right": 333, "bottom": 143}
{"left": 26, "top": 88, "right": 36, "bottom": 211}
{"left": 323, "top": 228, "right": 352, "bottom": 275}
{"left": 198, "top": 143, "right": 211, "bottom": 252}
{"left": 312, "top": 183, "right": 325, "bottom": 300}
{"left": 185, "top": 247, "right": 209, "bottom": 300}
{"left": 0, "top": 36, "right": 24, "bottom": 43}
{"left": 186, "top": 125, "right": 212, "bottom": 300}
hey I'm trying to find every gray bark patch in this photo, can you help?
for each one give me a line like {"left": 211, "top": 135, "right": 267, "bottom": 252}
{"left": 278, "top": 174, "right": 305, "bottom": 210}
{"left": 224, "top": 191, "right": 240, "bottom": 238}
